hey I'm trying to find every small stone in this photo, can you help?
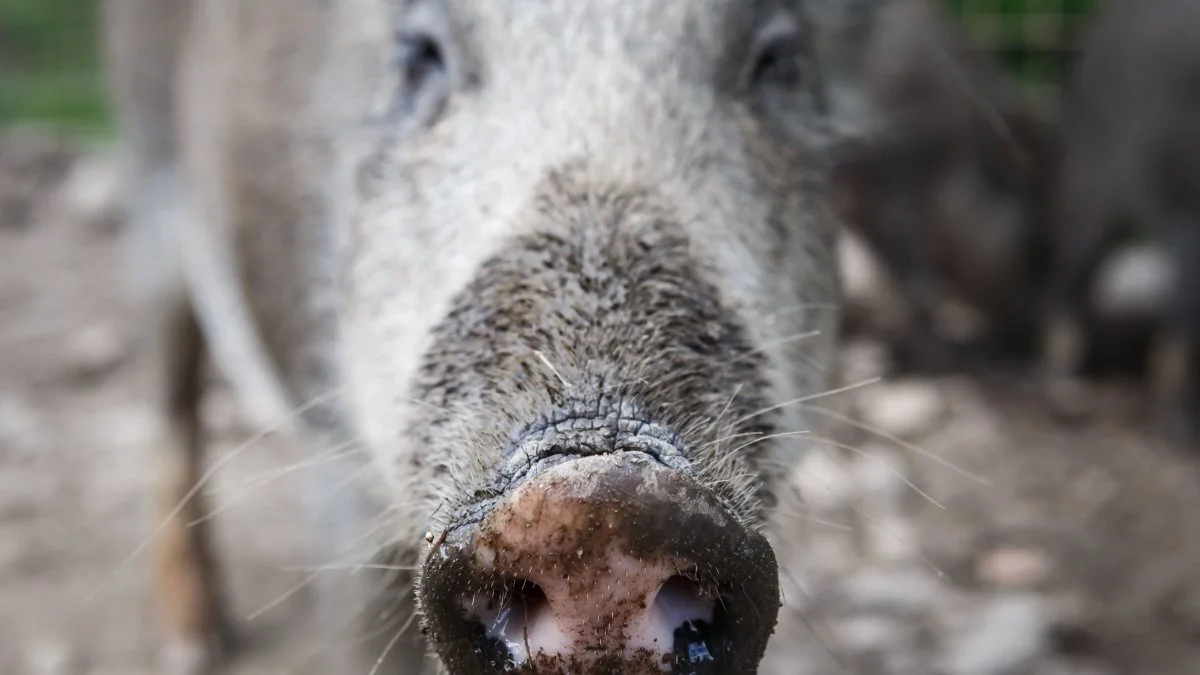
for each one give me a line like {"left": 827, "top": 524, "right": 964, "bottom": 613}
{"left": 834, "top": 615, "right": 899, "bottom": 652}
{"left": 0, "top": 392, "right": 41, "bottom": 456}
{"left": 838, "top": 232, "right": 909, "bottom": 331}
{"left": 0, "top": 128, "right": 78, "bottom": 231}
{"left": 856, "top": 379, "right": 947, "bottom": 440}
{"left": 855, "top": 446, "right": 911, "bottom": 510}
{"left": 1157, "top": 582, "right": 1200, "bottom": 641}
{"left": 933, "top": 298, "right": 987, "bottom": 345}
{"left": 1038, "top": 656, "right": 1120, "bottom": 675}
{"left": 202, "top": 389, "right": 251, "bottom": 438}
{"left": 53, "top": 151, "right": 124, "bottom": 236}
{"left": 864, "top": 514, "right": 919, "bottom": 562}
{"left": 792, "top": 445, "right": 857, "bottom": 513}
{"left": 1069, "top": 467, "right": 1120, "bottom": 512}
{"left": 975, "top": 546, "right": 1053, "bottom": 589}
{"left": 1092, "top": 242, "right": 1171, "bottom": 321}
{"left": 843, "top": 565, "right": 944, "bottom": 613}
{"left": 941, "top": 593, "right": 1049, "bottom": 675}
{"left": 63, "top": 321, "right": 127, "bottom": 381}
{"left": 839, "top": 339, "right": 890, "bottom": 386}
{"left": 839, "top": 231, "right": 886, "bottom": 309}
{"left": 1045, "top": 375, "right": 1094, "bottom": 422}
{"left": 0, "top": 469, "right": 62, "bottom": 520}
{"left": 853, "top": 446, "right": 920, "bottom": 560}
{"left": 161, "top": 636, "right": 214, "bottom": 675}
{"left": 22, "top": 638, "right": 78, "bottom": 675}
{"left": 99, "top": 404, "right": 160, "bottom": 457}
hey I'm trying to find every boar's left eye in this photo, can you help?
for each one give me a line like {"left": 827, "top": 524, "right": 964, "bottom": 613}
{"left": 745, "top": 14, "right": 811, "bottom": 91}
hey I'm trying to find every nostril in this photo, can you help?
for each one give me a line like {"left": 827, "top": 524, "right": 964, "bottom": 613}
{"left": 651, "top": 576, "right": 722, "bottom": 670}
{"left": 463, "top": 574, "right": 726, "bottom": 671}
{"left": 463, "top": 579, "right": 567, "bottom": 665}
{"left": 653, "top": 576, "right": 715, "bottom": 633}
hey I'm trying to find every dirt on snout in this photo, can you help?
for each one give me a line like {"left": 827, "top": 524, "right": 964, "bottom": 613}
{"left": 1, "top": 133, "right": 1199, "bottom": 675}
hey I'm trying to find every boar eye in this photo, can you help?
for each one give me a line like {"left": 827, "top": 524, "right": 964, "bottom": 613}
{"left": 396, "top": 31, "right": 447, "bottom": 93}
{"left": 388, "top": 24, "right": 452, "bottom": 127}
{"left": 746, "top": 17, "right": 809, "bottom": 90}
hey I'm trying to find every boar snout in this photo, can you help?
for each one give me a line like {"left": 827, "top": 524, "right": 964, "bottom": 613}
{"left": 421, "top": 440, "right": 779, "bottom": 675}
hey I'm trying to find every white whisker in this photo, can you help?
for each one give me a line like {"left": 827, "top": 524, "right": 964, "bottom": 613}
{"left": 246, "top": 568, "right": 325, "bottom": 621}
{"left": 191, "top": 439, "right": 363, "bottom": 526}
{"left": 278, "top": 562, "right": 420, "bottom": 573}
{"left": 87, "top": 388, "right": 341, "bottom": 604}
{"left": 533, "top": 350, "right": 574, "bottom": 389}
{"left": 734, "top": 376, "right": 883, "bottom": 426}
{"left": 733, "top": 329, "right": 823, "bottom": 363}
{"left": 848, "top": 503, "right": 946, "bottom": 579}
{"left": 803, "top": 405, "right": 990, "bottom": 486}
{"left": 773, "top": 508, "right": 854, "bottom": 531}
{"left": 805, "top": 435, "right": 945, "bottom": 510}
{"left": 369, "top": 609, "right": 420, "bottom": 675}
{"left": 697, "top": 430, "right": 762, "bottom": 452}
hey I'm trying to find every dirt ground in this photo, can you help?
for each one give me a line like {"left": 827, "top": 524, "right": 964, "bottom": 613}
{"left": 1, "top": 135, "right": 1198, "bottom": 675}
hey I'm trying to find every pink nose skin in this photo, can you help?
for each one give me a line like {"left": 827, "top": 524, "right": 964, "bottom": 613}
{"left": 419, "top": 452, "right": 780, "bottom": 675}
{"left": 468, "top": 457, "right": 718, "bottom": 666}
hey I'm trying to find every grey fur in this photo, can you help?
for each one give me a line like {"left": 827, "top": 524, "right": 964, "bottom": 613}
{"left": 104, "top": 0, "right": 855, "bottom": 671}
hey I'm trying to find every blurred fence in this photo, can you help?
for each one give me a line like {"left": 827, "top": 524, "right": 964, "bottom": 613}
{"left": 0, "top": 0, "right": 1102, "bottom": 138}
{"left": 0, "top": 0, "right": 105, "bottom": 136}
{"left": 946, "top": 0, "right": 1102, "bottom": 103}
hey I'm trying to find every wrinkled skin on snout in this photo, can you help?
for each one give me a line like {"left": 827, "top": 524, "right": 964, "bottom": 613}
{"left": 330, "top": 1, "right": 844, "bottom": 672}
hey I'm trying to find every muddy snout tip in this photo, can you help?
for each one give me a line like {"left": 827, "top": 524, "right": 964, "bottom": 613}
{"left": 420, "top": 452, "right": 780, "bottom": 674}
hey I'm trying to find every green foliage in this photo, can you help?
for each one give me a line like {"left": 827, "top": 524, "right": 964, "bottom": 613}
{"left": 0, "top": 0, "right": 109, "bottom": 138}
{"left": 942, "top": 0, "right": 1103, "bottom": 96}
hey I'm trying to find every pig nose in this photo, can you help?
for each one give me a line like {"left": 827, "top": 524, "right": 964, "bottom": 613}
{"left": 420, "top": 452, "right": 780, "bottom": 674}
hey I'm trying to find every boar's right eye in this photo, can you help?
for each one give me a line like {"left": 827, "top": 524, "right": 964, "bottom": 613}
{"left": 396, "top": 32, "right": 445, "bottom": 92}
{"left": 390, "top": 26, "right": 451, "bottom": 126}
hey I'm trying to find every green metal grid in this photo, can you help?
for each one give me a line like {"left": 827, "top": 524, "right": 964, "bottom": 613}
{"left": 0, "top": 0, "right": 107, "bottom": 136}
{"left": 943, "top": 0, "right": 1103, "bottom": 101}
